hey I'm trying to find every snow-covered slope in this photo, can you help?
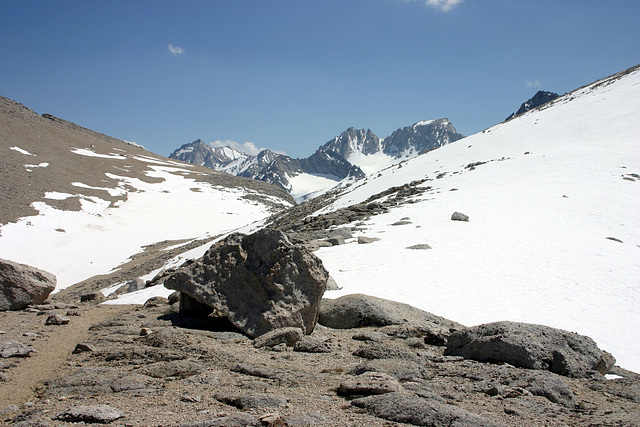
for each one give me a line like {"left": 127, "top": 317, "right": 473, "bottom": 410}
{"left": 312, "top": 65, "right": 640, "bottom": 373}
{"left": 0, "top": 100, "right": 293, "bottom": 291}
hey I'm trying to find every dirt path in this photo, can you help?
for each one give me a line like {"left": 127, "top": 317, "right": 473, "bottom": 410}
{"left": 0, "top": 304, "right": 132, "bottom": 409}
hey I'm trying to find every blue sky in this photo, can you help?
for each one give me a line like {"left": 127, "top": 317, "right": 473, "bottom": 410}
{"left": 1, "top": 1, "right": 638, "bottom": 158}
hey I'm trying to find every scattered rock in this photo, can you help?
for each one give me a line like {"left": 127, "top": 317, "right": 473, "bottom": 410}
{"left": 451, "top": 211, "right": 469, "bottom": 221}
{"left": 326, "top": 236, "right": 345, "bottom": 246}
{"left": 338, "top": 372, "right": 402, "bottom": 396}
{"left": 80, "top": 292, "right": 105, "bottom": 303}
{"left": 445, "top": 321, "right": 616, "bottom": 378}
{"left": 163, "top": 229, "right": 329, "bottom": 337}
{"left": 72, "top": 343, "right": 94, "bottom": 354}
{"left": 143, "top": 296, "right": 168, "bottom": 308}
{"left": 127, "top": 278, "right": 146, "bottom": 293}
{"left": 137, "top": 360, "right": 203, "bottom": 378}
{"left": 352, "top": 392, "right": 500, "bottom": 426}
{"left": 357, "top": 236, "right": 380, "bottom": 244}
{"left": 217, "top": 393, "right": 287, "bottom": 410}
{"left": 351, "top": 358, "right": 431, "bottom": 381}
{"left": 0, "top": 258, "right": 56, "bottom": 311}
{"left": 318, "top": 294, "right": 462, "bottom": 334}
{"left": 391, "top": 220, "right": 412, "bottom": 226}
{"left": 45, "top": 314, "right": 70, "bottom": 325}
{"left": 55, "top": 404, "right": 124, "bottom": 424}
{"left": 406, "top": 244, "right": 431, "bottom": 250}
{"left": 606, "top": 236, "right": 623, "bottom": 243}
{"left": 0, "top": 340, "right": 37, "bottom": 358}
{"left": 293, "top": 336, "right": 331, "bottom": 353}
{"left": 253, "top": 327, "right": 303, "bottom": 349}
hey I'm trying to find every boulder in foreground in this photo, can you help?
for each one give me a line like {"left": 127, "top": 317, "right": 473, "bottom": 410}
{"left": 163, "top": 229, "right": 329, "bottom": 338}
{"left": 319, "top": 293, "right": 462, "bottom": 337}
{"left": 445, "top": 321, "right": 615, "bottom": 378}
{"left": 0, "top": 258, "right": 56, "bottom": 311}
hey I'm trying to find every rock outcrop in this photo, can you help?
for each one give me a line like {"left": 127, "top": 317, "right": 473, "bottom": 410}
{"left": 445, "top": 321, "right": 616, "bottom": 378}
{"left": 319, "top": 293, "right": 462, "bottom": 335}
{"left": 163, "top": 229, "right": 329, "bottom": 337}
{"left": 0, "top": 259, "right": 56, "bottom": 311}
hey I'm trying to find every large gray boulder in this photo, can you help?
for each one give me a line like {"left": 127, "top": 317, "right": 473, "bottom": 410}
{"left": 445, "top": 321, "right": 615, "bottom": 378}
{"left": 318, "top": 294, "right": 462, "bottom": 336}
{"left": 164, "top": 229, "right": 329, "bottom": 338}
{"left": 0, "top": 258, "right": 56, "bottom": 311}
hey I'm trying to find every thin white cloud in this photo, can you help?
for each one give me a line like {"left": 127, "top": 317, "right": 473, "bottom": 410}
{"left": 526, "top": 79, "right": 542, "bottom": 88}
{"left": 210, "top": 140, "right": 268, "bottom": 156}
{"left": 168, "top": 44, "right": 184, "bottom": 55}
{"left": 425, "top": 0, "right": 464, "bottom": 12}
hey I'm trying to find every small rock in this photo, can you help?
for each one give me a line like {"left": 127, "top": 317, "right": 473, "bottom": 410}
{"left": 451, "top": 211, "right": 469, "bottom": 221}
{"left": 143, "top": 296, "right": 168, "bottom": 308}
{"left": 0, "top": 404, "right": 19, "bottom": 416}
{"left": 139, "top": 328, "right": 152, "bottom": 336}
{"left": 45, "top": 314, "right": 70, "bottom": 325}
{"left": 391, "top": 220, "right": 412, "bottom": 226}
{"left": 180, "top": 393, "right": 202, "bottom": 403}
{"left": 80, "top": 292, "right": 105, "bottom": 303}
{"left": 253, "top": 327, "right": 303, "bottom": 349}
{"left": 338, "top": 372, "right": 402, "bottom": 396}
{"left": 326, "top": 236, "right": 346, "bottom": 246}
{"left": 55, "top": 405, "right": 124, "bottom": 424}
{"left": 218, "top": 393, "right": 287, "bottom": 410}
{"left": 72, "top": 343, "right": 94, "bottom": 354}
{"left": 0, "top": 341, "right": 37, "bottom": 358}
{"left": 293, "top": 336, "right": 331, "bottom": 353}
{"left": 357, "top": 236, "right": 380, "bottom": 244}
{"left": 66, "top": 309, "right": 80, "bottom": 316}
{"left": 406, "top": 244, "right": 432, "bottom": 250}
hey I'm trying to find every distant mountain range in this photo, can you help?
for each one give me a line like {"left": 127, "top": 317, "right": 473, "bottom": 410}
{"left": 169, "top": 118, "right": 464, "bottom": 200}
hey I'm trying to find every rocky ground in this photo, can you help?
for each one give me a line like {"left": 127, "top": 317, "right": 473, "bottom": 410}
{"left": 1, "top": 293, "right": 639, "bottom": 426}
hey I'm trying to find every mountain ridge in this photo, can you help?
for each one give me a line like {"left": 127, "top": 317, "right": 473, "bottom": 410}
{"left": 169, "top": 118, "right": 464, "bottom": 200}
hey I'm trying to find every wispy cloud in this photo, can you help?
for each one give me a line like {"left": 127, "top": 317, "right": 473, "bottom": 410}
{"left": 210, "top": 140, "right": 270, "bottom": 156}
{"left": 425, "top": 0, "right": 464, "bottom": 12}
{"left": 168, "top": 44, "right": 184, "bottom": 55}
{"left": 526, "top": 79, "right": 542, "bottom": 88}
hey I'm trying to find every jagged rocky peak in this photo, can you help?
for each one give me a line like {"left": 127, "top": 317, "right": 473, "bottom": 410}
{"left": 506, "top": 90, "right": 560, "bottom": 121}
{"left": 320, "top": 127, "right": 381, "bottom": 159}
{"left": 169, "top": 140, "right": 249, "bottom": 169}
{"left": 382, "top": 118, "right": 464, "bottom": 158}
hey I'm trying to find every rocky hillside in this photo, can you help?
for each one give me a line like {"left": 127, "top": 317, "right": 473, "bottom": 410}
{"left": 0, "top": 95, "right": 293, "bottom": 290}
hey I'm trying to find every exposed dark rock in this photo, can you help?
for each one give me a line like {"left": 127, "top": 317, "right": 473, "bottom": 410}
{"left": 506, "top": 91, "right": 560, "bottom": 121}
{"left": 445, "top": 321, "right": 615, "bottom": 378}
{"left": 451, "top": 211, "right": 469, "bottom": 221}
{"left": 163, "top": 229, "right": 329, "bottom": 337}
{"left": 0, "top": 259, "right": 56, "bottom": 311}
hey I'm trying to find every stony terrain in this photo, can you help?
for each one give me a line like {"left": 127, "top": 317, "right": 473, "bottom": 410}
{"left": 1, "top": 287, "right": 640, "bottom": 426}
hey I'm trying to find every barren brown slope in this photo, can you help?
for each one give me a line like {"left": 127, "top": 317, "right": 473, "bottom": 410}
{"left": 0, "top": 95, "right": 293, "bottom": 226}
